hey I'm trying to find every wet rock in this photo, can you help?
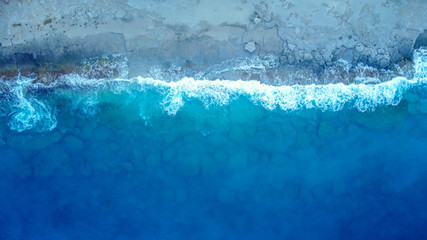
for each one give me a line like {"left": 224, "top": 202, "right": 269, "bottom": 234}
{"left": 295, "top": 49, "right": 304, "bottom": 63}
{"left": 287, "top": 54, "right": 296, "bottom": 64}
{"left": 355, "top": 43, "right": 365, "bottom": 53}
{"left": 288, "top": 44, "right": 296, "bottom": 51}
{"left": 279, "top": 56, "right": 288, "bottom": 64}
{"left": 244, "top": 41, "right": 256, "bottom": 53}
{"left": 114, "top": 9, "right": 127, "bottom": 19}
{"left": 243, "top": 28, "right": 283, "bottom": 53}
{"left": 398, "top": 38, "right": 414, "bottom": 59}
{"left": 253, "top": 17, "right": 261, "bottom": 25}
{"left": 389, "top": 47, "right": 401, "bottom": 62}
{"left": 378, "top": 56, "right": 390, "bottom": 68}
{"left": 332, "top": 47, "right": 353, "bottom": 63}
{"left": 303, "top": 53, "right": 313, "bottom": 61}
{"left": 414, "top": 30, "right": 427, "bottom": 49}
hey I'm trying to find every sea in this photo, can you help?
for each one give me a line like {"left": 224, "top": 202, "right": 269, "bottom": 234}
{"left": 0, "top": 48, "right": 426, "bottom": 239}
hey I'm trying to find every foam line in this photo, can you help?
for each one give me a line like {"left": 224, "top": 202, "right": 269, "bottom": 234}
{"left": 0, "top": 48, "right": 425, "bottom": 132}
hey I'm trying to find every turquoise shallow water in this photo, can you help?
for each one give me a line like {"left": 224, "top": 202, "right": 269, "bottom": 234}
{"left": 0, "top": 49, "right": 426, "bottom": 239}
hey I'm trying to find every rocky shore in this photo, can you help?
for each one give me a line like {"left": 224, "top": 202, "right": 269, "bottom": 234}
{"left": 0, "top": 0, "right": 426, "bottom": 83}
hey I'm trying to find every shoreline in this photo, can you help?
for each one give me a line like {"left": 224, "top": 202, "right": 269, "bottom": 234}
{"left": 1, "top": 0, "right": 426, "bottom": 83}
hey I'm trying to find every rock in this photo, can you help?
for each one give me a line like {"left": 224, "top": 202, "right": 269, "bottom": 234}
{"left": 262, "top": 13, "right": 272, "bottom": 22}
{"left": 287, "top": 54, "right": 296, "bottom": 64}
{"left": 288, "top": 44, "right": 296, "bottom": 51}
{"left": 398, "top": 39, "right": 414, "bottom": 59}
{"left": 379, "top": 57, "right": 390, "bottom": 68}
{"left": 332, "top": 47, "right": 353, "bottom": 63}
{"left": 244, "top": 41, "right": 256, "bottom": 53}
{"left": 115, "top": 9, "right": 127, "bottom": 19}
{"left": 243, "top": 28, "right": 283, "bottom": 53}
{"left": 279, "top": 56, "right": 288, "bottom": 64}
{"left": 414, "top": 30, "right": 427, "bottom": 49}
{"left": 355, "top": 43, "right": 365, "bottom": 53}
{"left": 304, "top": 53, "right": 313, "bottom": 61}
{"left": 253, "top": 17, "right": 261, "bottom": 24}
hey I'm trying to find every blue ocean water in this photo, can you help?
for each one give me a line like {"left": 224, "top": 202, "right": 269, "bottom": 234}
{"left": 0, "top": 49, "right": 426, "bottom": 239}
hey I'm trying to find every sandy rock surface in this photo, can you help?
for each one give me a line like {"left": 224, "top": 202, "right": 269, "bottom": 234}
{"left": 0, "top": 0, "right": 426, "bottom": 80}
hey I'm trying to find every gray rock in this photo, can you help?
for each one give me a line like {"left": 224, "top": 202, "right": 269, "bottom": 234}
{"left": 378, "top": 54, "right": 391, "bottom": 68}
{"left": 287, "top": 54, "right": 295, "bottom": 64}
{"left": 279, "top": 56, "right": 288, "bottom": 64}
{"left": 333, "top": 47, "right": 353, "bottom": 63}
{"left": 244, "top": 41, "right": 256, "bottom": 53}
{"left": 355, "top": 43, "right": 365, "bottom": 53}
{"left": 398, "top": 39, "right": 414, "bottom": 59}
{"left": 303, "top": 53, "right": 313, "bottom": 61}
{"left": 414, "top": 30, "right": 427, "bottom": 49}
{"left": 0, "top": 0, "right": 425, "bottom": 82}
{"left": 288, "top": 44, "right": 296, "bottom": 51}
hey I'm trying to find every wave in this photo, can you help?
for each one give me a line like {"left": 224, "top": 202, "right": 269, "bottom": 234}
{"left": 0, "top": 48, "right": 426, "bottom": 132}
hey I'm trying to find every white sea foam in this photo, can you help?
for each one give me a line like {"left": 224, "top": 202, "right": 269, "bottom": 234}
{"left": 6, "top": 77, "right": 57, "bottom": 132}
{"left": 133, "top": 75, "right": 418, "bottom": 115}
{"left": 0, "top": 48, "right": 426, "bottom": 131}
{"left": 131, "top": 48, "right": 426, "bottom": 114}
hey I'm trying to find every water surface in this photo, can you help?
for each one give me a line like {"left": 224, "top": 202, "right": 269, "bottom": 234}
{"left": 0, "top": 49, "right": 426, "bottom": 239}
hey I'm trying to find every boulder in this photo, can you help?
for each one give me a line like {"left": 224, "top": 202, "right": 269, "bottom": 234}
{"left": 244, "top": 41, "right": 256, "bottom": 53}
{"left": 414, "top": 30, "right": 427, "bottom": 49}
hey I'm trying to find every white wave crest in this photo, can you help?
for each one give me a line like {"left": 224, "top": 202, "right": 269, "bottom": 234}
{"left": 1, "top": 48, "right": 426, "bottom": 132}
{"left": 130, "top": 48, "right": 427, "bottom": 115}
{"left": 134, "top": 75, "right": 418, "bottom": 114}
{"left": 7, "top": 78, "right": 57, "bottom": 132}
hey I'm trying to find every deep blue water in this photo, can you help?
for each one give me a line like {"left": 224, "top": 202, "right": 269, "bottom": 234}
{"left": 0, "top": 50, "right": 426, "bottom": 239}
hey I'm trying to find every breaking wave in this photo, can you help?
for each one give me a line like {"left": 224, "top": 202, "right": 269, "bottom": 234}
{"left": 0, "top": 48, "right": 426, "bottom": 132}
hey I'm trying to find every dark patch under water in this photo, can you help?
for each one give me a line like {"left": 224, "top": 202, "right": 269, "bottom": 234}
{"left": 0, "top": 83, "right": 427, "bottom": 239}
{"left": 0, "top": 48, "right": 426, "bottom": 239}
